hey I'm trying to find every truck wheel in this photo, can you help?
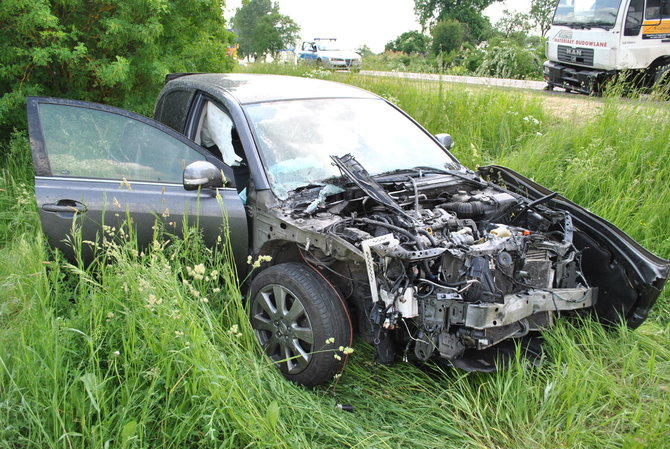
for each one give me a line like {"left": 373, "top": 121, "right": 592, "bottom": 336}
{"left": 249, "top": 262, "right": 351, "bottom": 386}
{"left": 316, "top": 58, "right": 323, "bottom": 67}
{"left": 653, "top": 64, "right": 670, "bottom": 98}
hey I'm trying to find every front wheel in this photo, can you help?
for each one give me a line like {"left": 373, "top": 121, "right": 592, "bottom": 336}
{"left": 248, "top": 262, "right": 351, "bottom": 386}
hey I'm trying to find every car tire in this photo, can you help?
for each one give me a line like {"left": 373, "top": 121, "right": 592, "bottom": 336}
{"left": 248, "top": 262, "right": 351, "bottom": 386}
{"left": 316, "top": 58, "right": 323, "bottom": 67}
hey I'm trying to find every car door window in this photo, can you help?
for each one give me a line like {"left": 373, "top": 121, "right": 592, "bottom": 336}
{"left": 154, "top": 89, "right": 194, "bottom": 133}
{"left": 38, "top": 103, "right": 205, "bottom": 183}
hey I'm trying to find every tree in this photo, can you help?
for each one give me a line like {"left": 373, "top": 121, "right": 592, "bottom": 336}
{"left": 414, "top": 0, "right": 500, "bottom": 42}
{"left": 529, "top": 0, "right": 557, "bottom": 37}
{"left": 496, "top": 0, "right": 556, "bottom": 38}
{"left": 0, "top": 0, "right": 235, "bottom": 138}
{"left": 431, "top": 20, "right": 465, "bottom": 55}
{"left": 232, "top": 0, "right": 272, "bottom": 59}
{"left": 355, "top": 44, "right": 375, "bottom": 57}
{"left": 232, "top": 0, "right": 300, "bottom": 60}
{"left": 385, "top": 31, "right": 431, "bottom": 54}
{"left": 496, "top": 9, "right": 533, "bottom": 38}
{"left": 253, "top": 12, "right": 300, "bottom": 58}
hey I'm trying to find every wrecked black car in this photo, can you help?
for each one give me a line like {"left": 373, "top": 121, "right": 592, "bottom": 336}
{"left": 27, "top": 74, "right": 670, "bottom": 386}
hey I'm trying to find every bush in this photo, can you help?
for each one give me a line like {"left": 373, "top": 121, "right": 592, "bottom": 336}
{"left": 0, "top": 0, "right": 235, "bottom": 142}
{"left": 475, "top": 39, "right": 543, "bottom": 80}
{"left": 362, "top": 51, "right": 438, "bottom": 73}
{"left": 385, "top": 31, "right": 431, "bottom": 55}
{"left": 431, "top": 20, "right": 465, "bottom": 55}
{"left": 461, "top": 43, "right": 486, "bottom": 73}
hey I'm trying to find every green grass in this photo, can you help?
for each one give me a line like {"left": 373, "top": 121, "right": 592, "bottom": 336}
{"left": 1, "top": 66, "right": 669, "bottom": 448}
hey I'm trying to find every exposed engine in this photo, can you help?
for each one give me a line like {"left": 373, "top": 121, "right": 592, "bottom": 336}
{"left": 280, "top": 155, "right": 595, "bottom": 370}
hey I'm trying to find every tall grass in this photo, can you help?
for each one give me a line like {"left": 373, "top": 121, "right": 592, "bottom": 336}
{"left": 1, "top": 67, "right": 669, "bottom": 448}
{"left": 1, "top": 221, "right": 668, "bottom": 448}
{"left": 501, "top": 105, "right": 670, "bottom": 255}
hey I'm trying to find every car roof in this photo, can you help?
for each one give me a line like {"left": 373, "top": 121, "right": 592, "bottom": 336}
{"left": 164, "top": 73, "right": 379, "bottom": 105}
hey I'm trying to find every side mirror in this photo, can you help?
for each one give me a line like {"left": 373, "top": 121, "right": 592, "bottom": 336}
{"left": 435, "top": 133, "right": 455, "bottom": 150}
{"left": 183, "top": 161, "right": 224, "bottom": 191}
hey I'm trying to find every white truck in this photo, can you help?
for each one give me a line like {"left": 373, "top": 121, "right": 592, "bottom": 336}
{"left": 544, "top": 0, "right": 670, "bottom": 94}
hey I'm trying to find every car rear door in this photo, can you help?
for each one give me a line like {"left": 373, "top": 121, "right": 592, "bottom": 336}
{"left": 27, "top": 97, "right": 248, "bottom": 268}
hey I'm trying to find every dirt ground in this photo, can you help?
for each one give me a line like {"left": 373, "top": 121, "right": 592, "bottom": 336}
{"left": 535, "top": 89, "right": 669, "bottom": 122}
{"left": 536, "top": 91, "right": 603, "bottom": 121}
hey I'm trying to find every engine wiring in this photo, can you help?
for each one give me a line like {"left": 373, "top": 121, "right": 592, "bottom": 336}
{"left": 286, "top": 156, "right": 600, "bottom": 371}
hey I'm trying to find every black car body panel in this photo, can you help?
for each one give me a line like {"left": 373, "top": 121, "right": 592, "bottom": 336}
{"left": 479, "top": 165, "right": 670, "bottom": 327}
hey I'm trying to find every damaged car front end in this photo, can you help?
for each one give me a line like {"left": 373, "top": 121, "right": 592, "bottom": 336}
{"left": 242, "top": 93, "right": 669, "bottom": 378}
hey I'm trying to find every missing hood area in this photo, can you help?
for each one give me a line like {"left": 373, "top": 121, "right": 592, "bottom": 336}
{"left": 263, "top": 154, "right": 643, "bottom": 371}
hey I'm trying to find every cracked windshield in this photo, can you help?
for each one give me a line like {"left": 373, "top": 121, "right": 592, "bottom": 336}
{"left": 244, "top": 98, "right": 460, "bottom": 198}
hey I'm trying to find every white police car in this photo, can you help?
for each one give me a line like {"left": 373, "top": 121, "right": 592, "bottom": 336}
{"left": 297, "top": 38, "right": 362, "bottom": 70}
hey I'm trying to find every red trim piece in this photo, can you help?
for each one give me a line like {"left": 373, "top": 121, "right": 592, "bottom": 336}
{"left": 299, "top": 250, "right": 355, "bottom": 386}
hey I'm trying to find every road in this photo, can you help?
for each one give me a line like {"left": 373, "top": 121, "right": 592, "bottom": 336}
{"left": 359, "top": 70, "right": 547, "bottom": 91}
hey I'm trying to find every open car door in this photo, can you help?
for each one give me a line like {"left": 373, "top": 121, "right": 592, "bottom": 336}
{"left": 26, "top": 97, "right": 248, "bottom": 268}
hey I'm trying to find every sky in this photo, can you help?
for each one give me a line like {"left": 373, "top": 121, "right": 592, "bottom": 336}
{"left": 224, "top": 0, "right": 533, "bottom": 53}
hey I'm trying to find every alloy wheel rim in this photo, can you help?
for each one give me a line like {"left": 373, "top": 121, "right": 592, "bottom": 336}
{"left": 251, "top": 284, "right": 314, "bottom": 374}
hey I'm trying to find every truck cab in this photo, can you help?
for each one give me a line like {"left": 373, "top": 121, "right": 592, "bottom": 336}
{"left": 544, "top": 0, "right": 670, "bottom": 93}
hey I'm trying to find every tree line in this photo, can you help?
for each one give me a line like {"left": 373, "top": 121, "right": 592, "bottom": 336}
{"left": 378, "top": 0, "right": 556, "bottom": 79}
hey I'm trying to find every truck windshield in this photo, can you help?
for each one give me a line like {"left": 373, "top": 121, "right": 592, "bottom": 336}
{"left": 244, "top": 98, "right": 461, "bottom": 199}
{"left": 553, "top": 0, "right": 623, "bottom": 28}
